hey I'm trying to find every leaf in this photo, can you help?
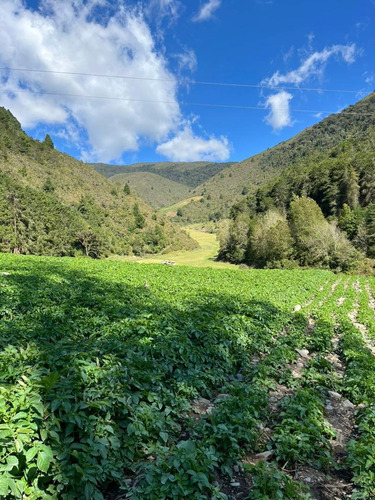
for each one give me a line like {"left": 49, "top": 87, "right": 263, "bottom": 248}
{"left": 0, "top": 477, "right": 9, "bottom": 496}
{"left": 25, "top": 446, "right": 39, "bottom": 462}
{"left": 15, "top": 438, "right": 23, "bottom": 452}
{"left": 159, "top": 431, "right": 168, "bottom": 443}
{"left": 37, "top": 451, "right": 52, "bottom": 473}
{"left": 1, "top": 455, "right": 19, "bottom": 472}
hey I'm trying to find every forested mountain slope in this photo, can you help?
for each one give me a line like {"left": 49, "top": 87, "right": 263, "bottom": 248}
{"left": 217, "top": 93, "right": 375, "bottom": 270}
{"left": 93, "top": 160, "right": 234, "bottom": 187}
{"left": 175, "top": 91, "right": 375, "bottom": 223}
{"left": 0, "top": 107, "right": 196, "bottom": 257}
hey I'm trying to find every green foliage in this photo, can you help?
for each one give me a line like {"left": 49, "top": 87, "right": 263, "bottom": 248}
{"left": 0, "top": 255, "right": 335, "bottom": 498}
{"left": 245, "top": 462, "right": 310, "bottom": 499}
{"left": 123, "top": 182, "right": 131, "bottom": 195}
{"left": 0, "top": 107, "right": 196, "bottom": 258}
{"left": 43, "top": 134, "right": 54, "bottom": 150}
{"left": 250, "top": 210, "right": 293, "bottom": 267}
{"left": 271, "top": 389, "right": 335, "bottom": 469}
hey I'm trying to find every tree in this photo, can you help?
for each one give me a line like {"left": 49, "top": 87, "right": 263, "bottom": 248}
{"left": 289, "top": 196, "right": 331, "bottom": 266}
{"left": 250, "top": 210, "right": 293, "bottom": 267}
{"left": 44, "top": 134, "right": 54, "bottom": 149}
{"left": 218, "top": 213, "right": 252, "bottom": 263}
{"left": 133, "top": 203, "right": 145, "bottom": 229}
{"left": 123, "top": 183, "right": 131, "bottom": 195}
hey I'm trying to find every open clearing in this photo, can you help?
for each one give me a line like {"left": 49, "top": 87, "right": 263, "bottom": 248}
{"left": 116, "top": 226, "right": 236, "bottom": 269}
{"left": 1, "top": 254, "right": 375, "bottom": 499}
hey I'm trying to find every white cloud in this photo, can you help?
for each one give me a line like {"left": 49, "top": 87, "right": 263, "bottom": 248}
{"left": 192, "top": 0, "right": 221, "bottom": 22}
{"left": 264, "top": 91, "right": 293, "bottom": 131}
{"left": 263, "top": 44, "right": 356, "bottom": 87}
{"left": 0, "top": 0, "right": 182, "bottom": 162}
{"left": 156, "top": 123, "right": 230, "bottom": 161}
{"left": 145, "top": 0, "right": 182, "bottom": 26}
{"left": 173, "top": 48, "right": 198, "bottom": 72}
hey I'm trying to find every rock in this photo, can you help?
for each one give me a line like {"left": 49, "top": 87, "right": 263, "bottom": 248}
{"left": 254, "top": 450, "right": 274, "bottom": 461}
{"left": 215, "top": 393, "right": 230, "bottom": 400}
{"left": 342, "top": 399, "right": 355, "bottom": 409}
{"left": 325, "top": 404, "right": 334, "bottom": 411}
{"left": 292, "top": 370, "right": 302, "bottom": 379}
{"left": 233, "top": 465, "right": 240, "bottom": 473}
{"left": 1, "top": 272, "right": 10, "bottom": 276}
{"left": 328, "top": 391, "right": 342, "bottom": 400}
{"left": 296, "top": 348, "right": 309, "bottom": 358}
{"left": 296, "top": 362, "right": 304, "bottom": 369}
{"left": 304, "top": 477, "right": 312, "bottom": 483}
{"left": 237, "top": 373, "right": 243, "bottom": 381}
{"left": 230, "top": 482, "right": 240, "bottom": 487}
{"left": 294, "top": 304, "right": 302, "bottom": 312}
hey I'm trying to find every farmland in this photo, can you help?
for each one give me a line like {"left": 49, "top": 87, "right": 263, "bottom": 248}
{"left": 1, "top": 254, "right": 375, "bottom": 499}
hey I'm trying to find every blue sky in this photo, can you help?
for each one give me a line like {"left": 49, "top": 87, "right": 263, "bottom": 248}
{"left": 0, "top": 0, "right": 373, "bottom": 164}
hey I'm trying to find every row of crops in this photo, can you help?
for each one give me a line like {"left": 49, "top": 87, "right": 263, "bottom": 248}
{"left": 0, "top": 254, "right": 375, "bottom": 498}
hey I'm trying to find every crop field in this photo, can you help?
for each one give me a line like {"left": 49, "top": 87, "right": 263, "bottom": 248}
{"left": 1, "top": 255, "right": 375, "bottom": 499}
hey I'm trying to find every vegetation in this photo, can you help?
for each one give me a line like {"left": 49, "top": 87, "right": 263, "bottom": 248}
{"left": 219, "top": 195, "right": 362, "bottom": 271}
{"left": 172, "top": 91, "right": 375, "bottom": 223}
{"left": 110, "top": 172, "right": 190, "bottom": 209}
{"left": 0, "top": 107, "right": 196, "bottom": 257}
{"left": 1, "top": 255, "right": 375, "bottom": 498}
{"left": 218, "top": 92, "right": 375, "bottom": 270}
{"left": 93, "top": 161, "right": 234, "bottom": 188}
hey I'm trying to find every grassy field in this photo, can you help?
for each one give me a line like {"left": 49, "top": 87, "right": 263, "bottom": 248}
{"left": 116, "top": 226, "right": 236, "bottom": 269}
{"left": 1, "top": 254, "right": 375, "bottom": 499}
{"left": 158, "top": 196, "right": 203, "bottom": 216}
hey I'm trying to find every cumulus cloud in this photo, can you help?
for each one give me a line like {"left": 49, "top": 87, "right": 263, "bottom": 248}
{"left": 192, "top": 0, "right": 221, "bottom": 22}
{"left": 0, "top": 0, "right": 182, "bottom": 162}
{"left": 263, "top": 44, "right": 356, "bottom": 87}
{"left": 156, "top": 123, "right": 230, "bottom": 161}
{"left": 264, "top": 91, "right": 293, "bottom": 131}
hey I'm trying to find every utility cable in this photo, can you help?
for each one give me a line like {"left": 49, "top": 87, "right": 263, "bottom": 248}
{"left": 0, "top": 87, "right": 373, "bottom": 116}
{"left": 0, "top": 66, "right": 367, "bottom": 94}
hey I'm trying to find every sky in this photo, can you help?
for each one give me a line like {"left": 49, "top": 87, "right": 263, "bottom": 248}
{"left": 0, "top": 0, "right": 374, "bottom": 164}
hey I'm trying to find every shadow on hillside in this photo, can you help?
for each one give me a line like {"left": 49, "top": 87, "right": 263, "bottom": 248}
{"left": 0, "top": 259, "right": 302, "bottom": 498}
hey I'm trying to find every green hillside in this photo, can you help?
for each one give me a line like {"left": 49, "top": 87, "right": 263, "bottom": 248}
{"left": 110, "top": 171, "right": 190, "bottom": 209}
{"left": 174, "top": 91, "right": 375, "bottom": 223}
{"left": 92, "top": 160, "right": 234, "bottom": 188}
{"left": 0, "top": 107, "right": 196, "bottom": 257}
{"left": 217, "top": 93, "right": 375, "bottom": 270}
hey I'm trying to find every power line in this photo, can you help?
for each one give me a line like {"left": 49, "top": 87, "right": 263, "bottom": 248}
{"left": 0, "top": 66, "right": 366, "bottom": 94}
{"left": 1, "top": 87, "right": 373, "bottom": 115}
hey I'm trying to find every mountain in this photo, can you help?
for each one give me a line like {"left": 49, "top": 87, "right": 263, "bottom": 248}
{"left": 91, "top": 160, "right": 234, "bottom": 209}
{"left": 0, "top": 107, "right": 196, "bottom": 257}
{"left": 109, "top": 171, "right": 191, "bottom": 209}
{"left": 169, "top": 91, "right": 375, "bottom": 223}
{"left": 93, "top": 160, "right": 234, "bottom": 187}
{"left": 217, "top": 92, "right": 375, "bottom": 269}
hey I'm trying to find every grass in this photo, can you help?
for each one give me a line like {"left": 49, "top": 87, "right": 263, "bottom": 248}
{"left": 110, "top": 172, "right": 190, "bottom": 209}
{"left": 113, "top": 226, "right": 236, "bottom": 269}
{"left": 158, "top": 196, "right": 203, "bottom": 216}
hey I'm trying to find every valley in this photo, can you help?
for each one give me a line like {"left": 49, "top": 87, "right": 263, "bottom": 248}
{"left": 116, "top": 225, "right": 236, "bottom": 269}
